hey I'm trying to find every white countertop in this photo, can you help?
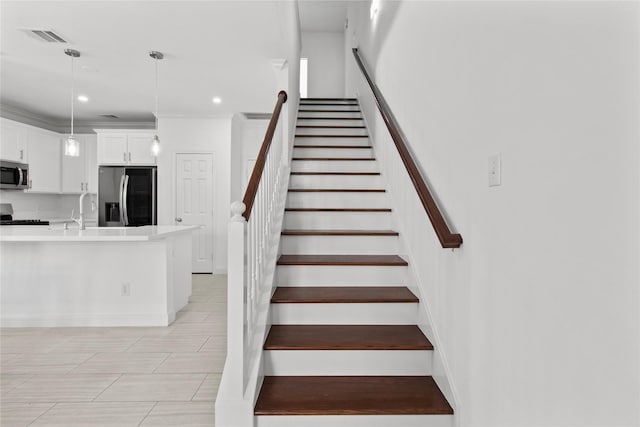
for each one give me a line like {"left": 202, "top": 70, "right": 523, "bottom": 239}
{"left": 0, "top": 225, "right": 199, "bottom": 242}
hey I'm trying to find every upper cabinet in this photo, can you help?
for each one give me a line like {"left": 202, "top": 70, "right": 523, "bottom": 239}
{"left": 126, "top": 134, "right": 157, "bottom": 165}
{"left": 0, "top": 118, "right": 28, "bottom": 163}
{"left": 96, "top": 130, "right": 157, "bottom": 165}
{"left": 1, "top": 118, "right": 100, "bottom": 195}
{"left": 26, "top": 127, "right": 61, "bottom": 193}
{"left": 61, "top": 134, "right": 98, "bottom": 194}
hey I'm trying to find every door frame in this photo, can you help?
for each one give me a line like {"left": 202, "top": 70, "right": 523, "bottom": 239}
{"left": 174, "top": 151, "right": 215, "bottom": 273}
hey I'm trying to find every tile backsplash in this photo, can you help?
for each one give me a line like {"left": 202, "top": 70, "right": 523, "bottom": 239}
{"left": 0, "top": 191, "right": 98, "bottom": 221}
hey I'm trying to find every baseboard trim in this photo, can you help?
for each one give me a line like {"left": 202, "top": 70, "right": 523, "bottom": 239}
{"left": 1, "top": 312, "right": 171, "bottom": 327}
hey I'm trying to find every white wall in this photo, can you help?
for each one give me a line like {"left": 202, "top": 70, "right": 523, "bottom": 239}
{"left": 230, "top": 114, "right": 244, "bottom": 203}
{"left": 302, "top": 32, "right": 345, "bottom": 97}
{"left": 230, "top": 116, "right": 271, "bottom": 203}
{"left": 347, "top": 2, "right": 640, "bottom": 427}
{"left": 157, "top": 116, "right": 232, "bottom": 274}
{"left": 286, "top": 2, "right": 301, "bottom": 151}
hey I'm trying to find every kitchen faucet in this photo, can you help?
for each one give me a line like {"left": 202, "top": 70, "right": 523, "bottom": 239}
{"left": 72, "top": 191, "right": 89, "bottom": 230}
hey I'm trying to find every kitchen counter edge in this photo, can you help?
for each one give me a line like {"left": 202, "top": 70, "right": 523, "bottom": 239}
{"left": 0, "top": 225, "right": 200, "bottom": 242}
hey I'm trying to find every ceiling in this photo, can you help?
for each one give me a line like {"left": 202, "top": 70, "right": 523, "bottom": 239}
{"left": 0, "top": 1, "right": 296, "bottom": 131}
{"left": 0, "top": 1, "right": 349, "bottom": 132}
{"left": 298, "top": 0, "right": 348, "bottom": 32}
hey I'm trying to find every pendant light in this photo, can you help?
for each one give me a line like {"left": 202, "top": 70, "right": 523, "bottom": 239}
{"left": 149, "top": 51, "right": 163, "bottom": 157}
{"left": 64, "top": 48, "right": 80, "bottom": 157}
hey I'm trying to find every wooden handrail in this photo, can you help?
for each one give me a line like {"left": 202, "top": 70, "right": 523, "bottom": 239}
{"left": 352, "top": 48, "right": 462, "bottom": 248}
{"left": 242, "top": 90, "right": 288, "bottom": 220}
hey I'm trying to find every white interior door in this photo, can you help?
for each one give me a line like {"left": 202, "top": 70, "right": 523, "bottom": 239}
{"left": 176, "top": 153, "right": 213, "bottom": 273}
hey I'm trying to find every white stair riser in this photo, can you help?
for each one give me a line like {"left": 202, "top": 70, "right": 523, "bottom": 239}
{"left": 264, "top": 349, "right": 431, "bottom": 376}
{"left": 300, "top": 100, "right": 357, "bottom": 104}
{"left": 287, "top": 192, "right": 388, "bottom": 208}
{"left": 298, "top": 112, "right": 362, "bottom": 119}
{"left": 297, "top": 119, "right": 364, "bottom": 127}
{"left": 296, "top": 127, "right": 368, "bottom": 136}
{"left": 281, "top": 235, "right": 399, "bottom": 255}
{"left": 257, "top": 415, "right": 453, "bottom": 427}
{"left": 294, "top": 137, "right": 370, "bottom": 146}
{"left": 271, "top": 302, "right": 417, "bottom": 324}
{"left": 276, "top": 265, "right": 408, "bottom": 286}
{"left": 283, "top": 211, "right": 392, "bottom": 230}
{"left": 299, "top": 105, "right": 361, "bottom": 111}
{"left": 291, "top": 160, "right": 378, "bottom": 173}
{"left": 289, "top": 174, "right": 383, "bottom": 189}
{"left": 293, "top": 147, "right": 373, "bottom": 158}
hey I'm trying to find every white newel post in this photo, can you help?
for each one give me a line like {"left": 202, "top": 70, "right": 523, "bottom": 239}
{"left": 218, "top": 91, "right": 289, "bottom": 426}
{"left": 227, "top": 201, "right": 246, "bottom": 398}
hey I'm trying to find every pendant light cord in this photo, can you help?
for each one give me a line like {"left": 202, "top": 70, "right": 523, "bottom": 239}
{"left": 70, "top": 54, "right": 75, "bottom": 136}
{"left": 154, "top": 56, "right": 159, "bottom": 131}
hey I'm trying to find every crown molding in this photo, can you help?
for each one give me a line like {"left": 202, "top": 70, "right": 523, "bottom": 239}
{"left": 0, "top": 103, "right": 64, "bottom": 133}
{"left": 0, "top": 102, "right": 154, "bottom": 134}
{"left": 157, "top": 113, "right": 234, "bottom": 120}
{"left": 241, "top": 112, "right": 271, "bottom": 120}
{"left": 80, "top": 122, "right": 155, "bottom": 133}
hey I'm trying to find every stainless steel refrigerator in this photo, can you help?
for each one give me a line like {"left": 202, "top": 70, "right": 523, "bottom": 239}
{"left": 98, "top": 166, "right": 157, "bottom": 227}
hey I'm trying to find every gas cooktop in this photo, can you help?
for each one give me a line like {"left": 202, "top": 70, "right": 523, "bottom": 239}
{"left": 0, "top": 204, "right": 49, "bottom": 225}
{"left": 0, "top": 219, "right": 50, "bottom": 226}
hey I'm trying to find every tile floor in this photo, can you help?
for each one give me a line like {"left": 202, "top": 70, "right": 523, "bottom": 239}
{"left": 0, "top": 274, "right": 227, "bottom": 426}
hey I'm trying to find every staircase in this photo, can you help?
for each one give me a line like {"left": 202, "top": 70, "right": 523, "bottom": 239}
{"left": 254, "top": 98, "right": 454, "bottom": 426}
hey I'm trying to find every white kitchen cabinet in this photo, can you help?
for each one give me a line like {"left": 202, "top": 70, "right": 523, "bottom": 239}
{"left": 26, "top": 127, "right": 61, "bottom": 193}
{"left": 61, "top": 134, "right": 98, "bottom": 193}
{"left": 96, "top": 130, "right": 156, "bottom": 165}
{"left": 84, "top": 135, "right": 98, "bottom": 192}
{"left": 0, "top": 118, "right": 28, "bottom": 163}
{"left": 126, "top": 134, "right": 157, "bottom": 164}
{"left": 97, "top": 133, "right": 128, "bottom": 164}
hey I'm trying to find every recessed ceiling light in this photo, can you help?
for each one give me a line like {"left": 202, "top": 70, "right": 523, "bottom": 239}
{"left": 77, "top": 95, "right": 89, "bottom": 102}
{"left": 212, "top": 97, "right": 222, "bottom": 104}
{"left": 80, "top": 65, "right": 99, "bottom": 74}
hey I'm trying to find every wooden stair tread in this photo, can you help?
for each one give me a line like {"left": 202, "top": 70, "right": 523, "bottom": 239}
{"left": 264, "top": 325, "right": 432, "bottom": 350}
{"left": 271, "top": 286, "right": 418, "bottom": 303}
{"left": 297, "top": 125, "right": 366, "bottom": 129}
{"left": 288, "top": 188, "right": 385, "bottom": 193}
{"left": 293, "top": 145, "right": 371, "bottom": 149}
{"left": 300, "top": 103, "right": 358, "bottom": 106}
{"left": 255, "top": 376, "right": 452, "bottom": 415}
{"left": 300, "top": 97, "right": 358, "bottom": 102}
{"left": 290, "top": 172, "right": 379, "bottom": 175}
{"left": 297, "top": 117, "right": 363, "bottom": 120}
{"left": 285, "top": 208, "right": 391, "bottom": 212}
{"left": 282, "top": 229, "right": 398, "bottom": 236}
{"left": 277, "top": 254, "right": 408, "bottom": 266}
{"left": 299, "top": 109, "right": 362, "bottom": 113}
{"left": 292, "top": 157, "right": 375, "bottom": 161}
{"left": 295, "top": 135, "right": 368, "bottom": 138}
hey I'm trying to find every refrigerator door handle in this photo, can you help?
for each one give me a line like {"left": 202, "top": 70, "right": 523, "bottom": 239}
{"left": 122, "top": 175, "right": 130, "bottom": 226}
{"left": 118, "top": 174, "right": 126, "bottom": 226}
{"left": 151, "top": 168, "right": 157, "bottom": 225}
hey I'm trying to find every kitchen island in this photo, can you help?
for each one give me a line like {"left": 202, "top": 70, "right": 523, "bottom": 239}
{"left": 0, "top": 225, "right": 198, "bottom": 327}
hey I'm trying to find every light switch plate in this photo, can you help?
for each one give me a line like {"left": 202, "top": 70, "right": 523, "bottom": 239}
{"left": 488, "top": 154, "right": 501, "bottom": 187}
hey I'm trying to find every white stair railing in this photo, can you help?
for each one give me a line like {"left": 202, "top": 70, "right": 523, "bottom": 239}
{"left": 221, "top": 91, "right": 289, "bottom": 418}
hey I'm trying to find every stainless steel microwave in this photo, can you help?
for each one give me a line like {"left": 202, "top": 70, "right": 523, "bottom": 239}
{"left": 0, "top": 160, "right": 29, "bottom": 190}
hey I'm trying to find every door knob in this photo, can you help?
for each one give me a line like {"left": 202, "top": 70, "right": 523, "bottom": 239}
{"left": 175, "top": 217, "right": 182, "bottom": 222}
